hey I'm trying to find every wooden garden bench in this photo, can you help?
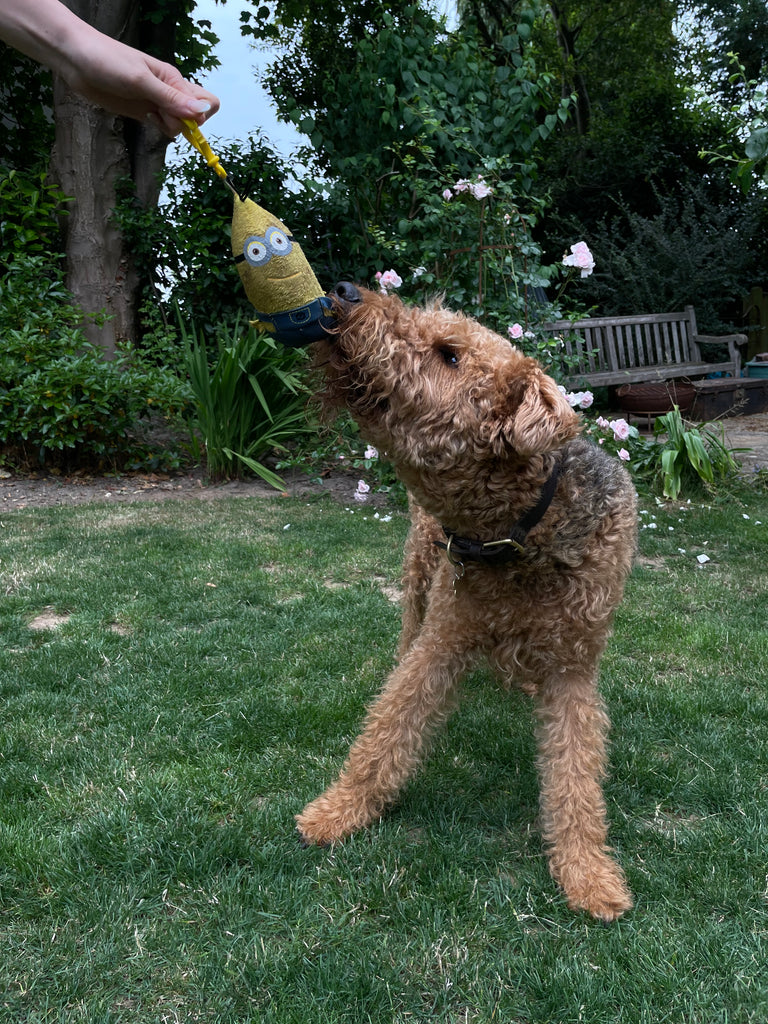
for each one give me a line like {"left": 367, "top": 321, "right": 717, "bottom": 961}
{"left": 540, "top": 307, "right": 747, "bottom": 388}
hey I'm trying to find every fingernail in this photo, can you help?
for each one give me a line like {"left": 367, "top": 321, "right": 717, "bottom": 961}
{"left": 189, "top": 100, "right": 211, "bottom": 114}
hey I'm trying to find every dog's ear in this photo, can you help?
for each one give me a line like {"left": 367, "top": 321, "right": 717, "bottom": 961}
{"left": 488, "top": 362, "right": 580, "bottom": 457}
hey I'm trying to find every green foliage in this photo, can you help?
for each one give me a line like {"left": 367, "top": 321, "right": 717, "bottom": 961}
{"left": 0, "top": 47, "right": 54, "bottom": 174}
{"left": 568, "top": 182, "right": 764, "bottom": 333}
{"left": 532, "top": 0, "right": 692, "bottom": 219}
{"left": 240, "top": 0, "right": 419, "bottom": 115}
{"left": 372, "top": 174, "right": 570, "bottom": 330}
{"left": 250, "top": 1, "right": 570, "bottom": 328}
{"left": 652, "top": 406, "right": 741, "bottom": 500}
{"left": 532, "top": 0, "right": 766, "bottom": 323}
{"left": 698, "top": 53, "right": 768, "bottom": 194}
{"left": 140, "top": 0, "right": 222, "bottom": 77}
{"left": 181, "top": 317, "right": 311, "bottom": 487}
{"left": 681, "top": 0, "right": 768, "bottom": 106}
{"left": 276, "top": 412, "right": 407, "bottom": 504}
{"left": 0, "top": 170, "right": 69, "bottom": 270}
{"left": 519, "top": 324, "right": 597, "bottom": 384}
{"left": 579, "top": 403, "right": 741, "bottom": 501}
{"left": 0, "top": 258, "right": 189, "bottom": 471}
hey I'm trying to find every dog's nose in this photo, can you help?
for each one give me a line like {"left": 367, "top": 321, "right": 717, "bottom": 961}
{"left": 333, "top": 281, "right": 362, "bottom": 305}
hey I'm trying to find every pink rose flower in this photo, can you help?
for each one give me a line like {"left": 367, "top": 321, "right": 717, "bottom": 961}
{"left": 354, "top": 480, "right": 370, "bottom": 503}
{"left": 508, "top": 323, "right": 524, "bottom": 340}
{"left": 377, "top": 269, "right": 403, "bottom": 295}
{"left": 618, "top": 448, "right": 630, "bottom": 461}
{"left": 469, "top": 178, "right": 493, "bottom": 199}
{"left": 563, "top": 241, "right": 595, "bottom": 278}
{"left": 561, "top": 389, "right": 594, "bottom": 410}
{"left": 611, "top": 418, "right": 630, "bottom": 441}
{"left": 442, "top": 188, "right": 453, "bottom": 201}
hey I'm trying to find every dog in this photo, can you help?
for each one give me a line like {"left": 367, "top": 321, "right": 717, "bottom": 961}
{"left": 295, "top": 285, "right": 637, "bottom": 921}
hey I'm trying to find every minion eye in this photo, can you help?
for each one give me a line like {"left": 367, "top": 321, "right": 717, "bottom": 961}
{"left": 266, "top": 227, "right": 293, "bottom": 256}
{"left": 244, "top": 236, "right": 271, "bottom": 266}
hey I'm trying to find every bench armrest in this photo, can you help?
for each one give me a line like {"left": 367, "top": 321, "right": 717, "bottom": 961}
{"left": 691, "top": 331, "right": 747, "bottom": 375}
{"left": 693, "top": 332, "right": 748, "bottom": 349}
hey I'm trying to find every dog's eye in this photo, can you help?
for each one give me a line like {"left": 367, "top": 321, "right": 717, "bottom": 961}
{"left": 438, "top": 346, "right": 460, "bottom": 367}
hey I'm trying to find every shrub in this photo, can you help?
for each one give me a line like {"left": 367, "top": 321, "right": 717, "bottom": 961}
{"left": 0, "top": 168, "right": 68, "bottom": 270}
{"left": 180, "top": 317, "right": 311, "bottom": 487}
{"left": 560, "top": 182, "right": 764, "bottom": 333}
{"left": 563, "top": 387, "right": 742, "bottom": 500}
{"left": 651, "top": 406, "right": 741, "bottom": 500}
{"left": 0, "top": 257, "right": 189, "bottom": 472}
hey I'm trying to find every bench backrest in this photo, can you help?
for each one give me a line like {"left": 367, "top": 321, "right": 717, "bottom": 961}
{"left": 540, "top": 307, "right": 700, "bottom": 380}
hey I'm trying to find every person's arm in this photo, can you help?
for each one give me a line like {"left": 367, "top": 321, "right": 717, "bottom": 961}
{"left": 0, "top": 0, "right": 219, "bottom": 135}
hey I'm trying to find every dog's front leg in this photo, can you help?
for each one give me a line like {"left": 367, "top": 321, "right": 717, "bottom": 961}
{"left": 297, "top": 618, "right": 474, "bottom": 846}
{"left": 533, "top": 676, "right": 633, "bottom": 921}
{"left": 397, "top": 501, "right": 444, "bottom": 660}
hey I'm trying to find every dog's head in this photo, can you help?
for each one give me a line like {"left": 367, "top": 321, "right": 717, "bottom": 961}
{"left": 316, "top": 285, "right": 580, "bottom": 469}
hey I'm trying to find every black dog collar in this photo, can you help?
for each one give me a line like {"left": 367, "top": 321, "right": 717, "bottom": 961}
{"left": 436, "top": 462, "right": 560, "bottom": 569}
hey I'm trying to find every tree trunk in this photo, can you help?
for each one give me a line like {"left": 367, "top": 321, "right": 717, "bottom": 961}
{"left": 548, "top": 2, "right": 591, "bottom": 136}
{"left": 48, "top": 0, "right": 170, "bottom": 356}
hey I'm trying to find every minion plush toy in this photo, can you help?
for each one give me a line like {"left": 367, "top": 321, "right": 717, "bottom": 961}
{"left": 180, "top": 120, "right": 335, "bottom": 347}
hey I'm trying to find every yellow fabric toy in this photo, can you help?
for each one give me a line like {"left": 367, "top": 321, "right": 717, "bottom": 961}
{"left": 180, "top": 120, "right": 335, "bottom": 347}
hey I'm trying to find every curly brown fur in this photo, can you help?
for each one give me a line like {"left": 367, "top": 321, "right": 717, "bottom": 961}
{"left": 297, "top": 288, "right": 637, "bottom": 921}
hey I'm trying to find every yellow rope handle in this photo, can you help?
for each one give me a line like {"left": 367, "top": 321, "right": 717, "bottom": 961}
{"left": 180, "top": 118, "right": 229, "bottom": 183}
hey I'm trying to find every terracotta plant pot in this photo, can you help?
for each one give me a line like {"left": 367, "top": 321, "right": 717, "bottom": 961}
{"left": 616, "top": 382, "right": 696, "bottom": 415}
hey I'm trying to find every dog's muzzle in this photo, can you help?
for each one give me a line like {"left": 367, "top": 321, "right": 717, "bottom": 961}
{"left": 317, "top": 282, "right": 362, "bottom": 347}
{"left": 332, "top": 281, "right": 362, "bottom": 306}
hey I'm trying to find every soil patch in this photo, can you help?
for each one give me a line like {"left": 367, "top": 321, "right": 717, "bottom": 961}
{"left": 1, "top": 413, "right": 766, "bottom": 511}
{"left": 0, "top": 464, "right": 378, "bottom": 511}
{"left": 713, "top": 411, "right": 768, "bottom": 475}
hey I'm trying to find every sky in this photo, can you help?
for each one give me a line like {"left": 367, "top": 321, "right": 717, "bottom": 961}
{"left": 175, "top": 0, "right": 307, "bottom": 163}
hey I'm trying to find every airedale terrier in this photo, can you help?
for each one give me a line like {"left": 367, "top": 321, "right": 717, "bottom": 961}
{"left": 296, "top": 284, "right": 637, "bottom": 920}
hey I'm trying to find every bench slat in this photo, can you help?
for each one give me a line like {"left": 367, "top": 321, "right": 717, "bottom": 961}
{"left": 540, "top": 308, "right": 746, "bottom": 387}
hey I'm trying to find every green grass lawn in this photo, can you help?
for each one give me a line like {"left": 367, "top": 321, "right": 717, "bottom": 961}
{"left": 0, "top": 484, "right": 767, "bottom": 1023}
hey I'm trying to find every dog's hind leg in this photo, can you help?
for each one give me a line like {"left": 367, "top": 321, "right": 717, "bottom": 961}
{"left": 297, "top": 610, "right": 475, "bottom": 846}
{"left": 533, "top": 673, "right": 633, "bottom": 921}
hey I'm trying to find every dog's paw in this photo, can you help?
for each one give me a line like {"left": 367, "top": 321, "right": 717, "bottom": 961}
{"left": 296, "top": 781, "right": 387, "bottom": 846}
{"left": 566, "top": 883, "right": 633, "bottom": 922}
{"left": 554, "top": 856, "right": 633, "bottom": 922}
{"left": 295, "top": 795, "right": 357, "bottom": 847}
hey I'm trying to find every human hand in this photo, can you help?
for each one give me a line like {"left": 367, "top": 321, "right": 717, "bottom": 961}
{"left": 61, "top": 35, "right": 220, "bottom": 136}
{"left": 0, "top": 0, "right": 220, "bottom": 136}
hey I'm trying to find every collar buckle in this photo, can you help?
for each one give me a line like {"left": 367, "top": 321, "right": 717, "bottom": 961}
{"left": 435, "top": 461, "right": 560, "bottom": 570}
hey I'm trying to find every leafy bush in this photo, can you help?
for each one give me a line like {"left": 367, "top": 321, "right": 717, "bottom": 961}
{"left": 0, "top": 169, "right": 68, "bottom": 270}
{"left": 566, "top": 386, "right": 742, "bottom": 500}
{"left": 276, "top": 411, "right": 407, "bottom": 505}
{"left": 588, "top": 413, "right": 740, "bottom": 501}
{"left": 557, "top": 182, "right": 764, "bottom": 333}
{"left": 181, "top": 318, "right": 311, "bottom": 487}
{"left": 256, "top": 4, "right": 574, "bottom": 332}
{"left": 0, "top": 257, "right": 189, "bottom": 471}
